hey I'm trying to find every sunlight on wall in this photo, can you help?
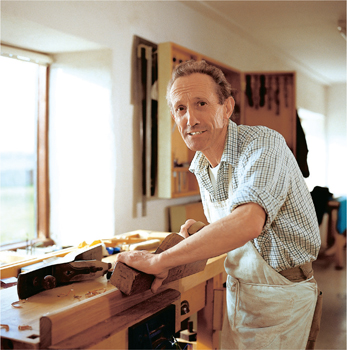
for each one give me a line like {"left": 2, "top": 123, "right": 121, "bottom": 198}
{"left": 298, "top": 108, "right": 327, "bottom": 192}
{"left": 49, "top": 53, "right": 115, "bottom": 247}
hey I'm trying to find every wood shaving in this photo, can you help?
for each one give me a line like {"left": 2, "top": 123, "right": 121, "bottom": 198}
{"left": 73, "top": 294, "right": 82, "bottom": 301}
{"left": 18, "top": 325, "right": 32, "bottom": 331}
{"left": 11, "top": 300, "right": 25, "bottom": 308}
{"left": 0, "top": 324, "right": 10, "bottom": 332}
{"left": 85, "top": 288, "right": 106, "bottom": 298}
{"left": 57, "top": 289, "right": 74, "bottom": 297}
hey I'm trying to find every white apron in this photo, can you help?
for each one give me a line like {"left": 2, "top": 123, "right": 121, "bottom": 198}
{"left": 202, "top": 168, "right": 318, "bottom": 350}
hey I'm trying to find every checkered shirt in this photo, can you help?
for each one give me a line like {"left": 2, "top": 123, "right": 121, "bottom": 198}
{"left": 189, "top": 120, "right": 321, "bottom": 272}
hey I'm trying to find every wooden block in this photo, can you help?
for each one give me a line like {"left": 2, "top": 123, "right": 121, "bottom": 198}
{"left": 110, "top": 223, "right": 208, "bottom": 296}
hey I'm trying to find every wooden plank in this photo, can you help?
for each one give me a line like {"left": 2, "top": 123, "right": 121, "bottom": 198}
{"left": 47, "top": 289, "right": 181, "bottom": 349}
{"left": 110, "top": 223, "right": 208, "bottom": 296}
{"left": 39, "top": 286, "right": 161, "bottom": 348}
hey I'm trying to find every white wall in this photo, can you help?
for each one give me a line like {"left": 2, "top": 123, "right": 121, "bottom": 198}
{"left": 49, "top": 50, "right": 116, "bottom": 246}
{"left": 2, "top": 1, "right": 341, "bottom": 245}
{"left": 326, "top": 83, "right": 347, "bottom": 197}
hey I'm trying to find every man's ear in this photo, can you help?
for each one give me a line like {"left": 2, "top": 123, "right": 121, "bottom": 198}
{"left": 224, "top": 96, "right": 235, "bottom": 120}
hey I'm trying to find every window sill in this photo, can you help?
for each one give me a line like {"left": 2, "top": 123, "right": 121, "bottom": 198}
{"left": 0, "top": 238, "right": 55, "bottom": 252}
{"left": 0, "top": 244, "right": 76, "bottom": 279}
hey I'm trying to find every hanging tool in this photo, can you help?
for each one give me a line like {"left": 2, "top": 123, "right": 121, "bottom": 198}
{"left": 17, "top": 244, "right": 111, "bottom": 299}
{"left": 267, "top": 75, "right": 272, "bottom": 110}
{"left": 253, "top": 75, "right": 259, "bottom": 109}
{"left": 245, "top": 74, "right": 253, "bottom": 107}
{"left": 275, "top": 76, "right": 280, "bottom": 115}
{"left": 259, "top": 75, "right": 266, "bottom": 107}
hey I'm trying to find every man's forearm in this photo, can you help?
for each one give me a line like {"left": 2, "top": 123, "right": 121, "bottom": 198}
{"left": 158, "top": 202, "right": 266, "bottom": 270}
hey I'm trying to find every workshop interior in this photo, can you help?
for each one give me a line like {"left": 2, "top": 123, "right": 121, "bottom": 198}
{"left": 0, "top": 1, "right": 346, "bottom": 349}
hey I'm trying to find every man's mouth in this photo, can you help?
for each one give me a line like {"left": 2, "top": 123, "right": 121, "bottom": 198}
{"left": 188, "top": 131, "right": 205, "bottom": 136}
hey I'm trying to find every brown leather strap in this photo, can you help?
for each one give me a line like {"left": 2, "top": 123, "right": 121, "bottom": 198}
{"left": 279, "top": 262, "right": 322, "bottom": 349}
{"left": 279, "top": 262, "right": 313, "bottom": 282}
{"left": 306, "top": 289, "right": 323, "bottom": 349}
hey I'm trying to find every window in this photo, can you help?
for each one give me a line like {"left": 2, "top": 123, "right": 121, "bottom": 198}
{"left": 0, "top": 46, "right": 51, "bottom": 247}
{"left": 298, "top": 108, "right": 327, "bottom": 191}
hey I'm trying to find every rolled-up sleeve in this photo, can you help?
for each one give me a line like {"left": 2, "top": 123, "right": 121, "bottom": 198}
{"left": 229, "top": 131, "right": 291, "bottom": 230}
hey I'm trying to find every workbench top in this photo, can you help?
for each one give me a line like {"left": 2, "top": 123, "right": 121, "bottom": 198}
{"left": 1, "top": 254, "right": 226, "bottom": 349}
{"left": 1, "top": 276, "right": 114, "bottom": 347}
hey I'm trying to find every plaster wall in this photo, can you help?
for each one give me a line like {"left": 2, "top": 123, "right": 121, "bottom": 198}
{"left": 2, "top": 1, "right": 339, "bottom": 245}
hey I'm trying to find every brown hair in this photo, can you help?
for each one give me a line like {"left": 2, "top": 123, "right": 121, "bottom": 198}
{"left": 166, "top": 60, "right": 232, "bottom": 111}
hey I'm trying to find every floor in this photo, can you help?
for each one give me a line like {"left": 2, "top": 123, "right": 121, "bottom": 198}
{"left": 313, "top": 250, "right": 346, "bottom": 350}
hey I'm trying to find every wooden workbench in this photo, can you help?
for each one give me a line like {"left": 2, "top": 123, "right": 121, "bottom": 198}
{"left": 1, "top": 253, "right": 226, "bottom": 349}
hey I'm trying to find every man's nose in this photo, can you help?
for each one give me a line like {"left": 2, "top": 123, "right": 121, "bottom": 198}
{"left": 186, "top": 108, "right": 199, "bottom": 126}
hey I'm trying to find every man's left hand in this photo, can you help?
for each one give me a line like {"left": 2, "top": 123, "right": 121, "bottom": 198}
{"left": 114, "top": 250, "right": 169, "bottom": 293}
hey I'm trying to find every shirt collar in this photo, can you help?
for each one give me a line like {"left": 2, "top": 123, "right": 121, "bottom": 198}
{"left": 189, "top": 120, "right": 238, "bottom": 175}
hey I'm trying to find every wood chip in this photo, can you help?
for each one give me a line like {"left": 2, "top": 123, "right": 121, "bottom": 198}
{"left": 57, "top": 289, "right": 74, "bottom": 297}
{"left": 18, "top": 325, "right": 32, "bottom": 331}
{"left": 11, "top": 300, "right": 24, "bottom": 308}
{"left": 85, "top": 288, "right": 106, "bottom": 298}
{"left": 0, "top": 324, "right": 10, "bottom": 332}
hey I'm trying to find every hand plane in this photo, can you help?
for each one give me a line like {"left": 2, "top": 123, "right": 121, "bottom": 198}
{"left": 110, "top": 221, "right": 207, "bottom": 296}
{"left": 17, "top": 244, "right": 111, "bottom": 299}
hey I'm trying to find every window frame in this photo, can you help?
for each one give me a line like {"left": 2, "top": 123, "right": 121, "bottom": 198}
{"left": 37, "top": 65, "right": 50, "bottom": 242}
{"left": 0, "top": 46, "right": 52, "bottom": 250}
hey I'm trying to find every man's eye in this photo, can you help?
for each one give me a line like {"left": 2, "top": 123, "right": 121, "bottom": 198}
{"left": 177, "top": 106, "right": 185, "bottom": 112}
{"left": 198, "top": 101, "right": 207, "bottom": 107}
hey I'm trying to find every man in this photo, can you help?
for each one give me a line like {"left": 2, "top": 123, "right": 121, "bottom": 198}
{"left": 116, "top": 60, "right": 321, "bottom": 349}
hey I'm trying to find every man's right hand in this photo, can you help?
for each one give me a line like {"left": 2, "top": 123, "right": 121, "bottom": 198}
{"left": 179, "top": 219, "right": 197, "bottom": 238}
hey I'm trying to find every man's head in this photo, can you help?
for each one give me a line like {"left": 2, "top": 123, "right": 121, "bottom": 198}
{"left": 168, "top": 60, "right": 235, "bottom": 167}
{"left": 166, "top": 60, "right": 233, "bottom": 112}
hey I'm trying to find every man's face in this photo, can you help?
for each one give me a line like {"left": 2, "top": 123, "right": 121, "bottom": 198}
{"left": 170, "top": 73, "right": 233, "bottom": 158}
